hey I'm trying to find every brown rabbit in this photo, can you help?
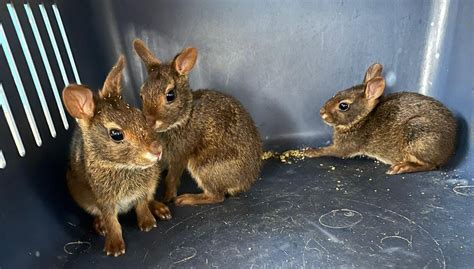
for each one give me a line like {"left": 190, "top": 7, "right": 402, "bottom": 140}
{"left": 133, "top": 39, "right": 263, "bottom": 206}
{"left": 304, "top": 63, "right": 456, "bottom": 174}
{"left": 62, "top": 55, "right": 171, "bottom": 257}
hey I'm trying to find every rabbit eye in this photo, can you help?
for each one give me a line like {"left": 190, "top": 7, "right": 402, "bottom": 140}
{"left": 166, "top": 89, "right": 176, "bottom": 103}
{"left": 338, "top": 102, "right": 350, "bottom": 111}
{"left": 109, "top": 129, "right": 124, "bottom": 141}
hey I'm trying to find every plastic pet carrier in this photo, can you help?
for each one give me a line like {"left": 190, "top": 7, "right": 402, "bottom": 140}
{"left": 0, "top": 0, "right": 472, "bottom": 268}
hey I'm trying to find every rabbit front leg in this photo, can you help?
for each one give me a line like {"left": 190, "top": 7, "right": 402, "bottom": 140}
{"left": 93, "top": 215, "right": 107, "bottom": 236}
{"left": 135, "top": 199, "right": 157, "bottom": 232}
{"left": 163, "top": 161, "right": 186, "bottom": 203}
{"left": 99, "top": 206, "right": 125, "bottom": 257}
{"left": 146, "top": 178, "right": 172, "bottom": 220}
{"left": 303, "top": 144, "right": 351, "bottom": 158}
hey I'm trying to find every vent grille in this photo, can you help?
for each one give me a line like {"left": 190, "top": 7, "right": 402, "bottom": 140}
{"left": 0, "top": 3, "right": 80, "bottom": 169}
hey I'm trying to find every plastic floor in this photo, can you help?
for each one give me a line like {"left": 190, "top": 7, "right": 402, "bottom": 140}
{"left": 60, "top": 154, "right": 473, "bottom": 268}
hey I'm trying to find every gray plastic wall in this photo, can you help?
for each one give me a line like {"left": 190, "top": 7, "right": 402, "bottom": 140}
{"left": 89, "top": 0, "right": 472, "bottom": 169}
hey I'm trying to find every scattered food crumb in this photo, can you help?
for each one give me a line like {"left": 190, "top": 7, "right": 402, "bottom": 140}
{"left": 261, "top": 149, "right": 307, "bottom": 164}
{"left": 279, "top": 149, "right": 306, "bottom": 163}
{"left": 330, "top": 166, "right": 336, "bottom": 170}
{"left": 35, "top": 251, "right": 40, "bottom": 257}
{"left": 261, "top": 151, "right": 277, "bottom": 160}
{"left": 369, "top": 178, "right": 373, "bottom": 181}
{"left": 386, "top": 188, "right": 390, "bottom": 191}
{"left": 374, "top": 190, "right": 377, "bottom": 192}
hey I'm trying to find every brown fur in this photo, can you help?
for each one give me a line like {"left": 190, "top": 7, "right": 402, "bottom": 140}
{"left": 133, "top": 39, "right": 263, "bottom": 206}
{"left": 63, "top": 56, "right": 171, "bottom": 257}
{"left": 305, "top": 63, "right": 456, "bottom": 174}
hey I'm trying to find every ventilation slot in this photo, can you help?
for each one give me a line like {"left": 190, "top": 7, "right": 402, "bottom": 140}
{"left": 0, "top": 83, "right": 25, "bottom": 157}
{"left": 7, "top": 3, "right": 56, "bottom": 138}
{"left": 0, "top": 23, "right": 42, "bottom": 147}
{"left": 39, "top": 4, "right": 70, "bottom": 86}
{"left": 0, "top": 3, "right": 80, "bottom": 169}
{"left": 0, "top": 150, "right": 5, "bottom": 169}
{"left": 52, "top": 4, "right": 81, "bottom": 85}
{"left": 24, "top": 3, "right": 69, "bottom": 130}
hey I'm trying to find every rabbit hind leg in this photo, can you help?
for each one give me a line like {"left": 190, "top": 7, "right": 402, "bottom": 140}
{"left": 386, "top": 159, "right": 436, "bottom": 175}
{"left": 387, "top": 118, "right": 441, "bottom": 175}
{"left": 405, "top": 117, "right": 448, "bottom": 164}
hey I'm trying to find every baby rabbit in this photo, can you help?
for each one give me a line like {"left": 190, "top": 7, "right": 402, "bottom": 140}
{"left": 304, "top": 63, "right": 456, "bottom": 175}
{"left": 133, "top": 39, "right": 262, "bottom": 206}
{"left": 62, "top": 55, "right": 171, "bottom": 257}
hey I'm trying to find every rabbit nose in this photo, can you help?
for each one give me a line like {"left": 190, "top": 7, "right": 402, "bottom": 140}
{"left": 149, "top": 141, "right": 162, "bottom": 160}
{"left": 142, "top": 142, "right": 162, "bottom": 163}
{"left": 320, "top": 108, "right": 330, "bottom": 121}
{"left": 145, "top": 115, "right": 155, "bottom": 127}
{"left": 149, "top": 141, "right": 162, "bottom": 155}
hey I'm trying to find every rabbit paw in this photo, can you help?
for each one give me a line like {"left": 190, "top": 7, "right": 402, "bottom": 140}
{"left": 174, "top": 194, "right": 197, "bottom": 206}
{"left": 104, "top": 236, "right": 125, "bottom": 257}
{"left": 150, "top": 200, "right": 172, "bottom": 220}
{"left": 387, "top": 162, "right": 435, "bottom": 175}
{"left": 387, "top": 163, "right": 408, "bottom": 175}
{"left": 137, "top": 214, "right": 157, "bottom": 232}
{"left": 93, "top": 216, "right": 107, "bottom": 236}
{"left": 175, "top": 193, "right": 224, "bottom": 206}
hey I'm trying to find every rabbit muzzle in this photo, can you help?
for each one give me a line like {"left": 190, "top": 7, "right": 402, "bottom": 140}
{"left": 320, "top": 108, "right": 333, "bottom": 124}
{"left": 142, "top": 141, "right": 162, "bottom": 164}
{"left": 150, "top": 141, "right": 163, "bottom": 160}
{"left": 145, "top": 114, "right": 157, "bottom": 127}
{"left": 145, "top": 113, "right": 167, "bottom": 131}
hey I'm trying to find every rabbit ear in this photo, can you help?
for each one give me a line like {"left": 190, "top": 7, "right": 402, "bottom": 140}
{"left": 173, "top": 47, "right": 197, "bottom": 75}
{"left": 100, "top": 55, "right": 125, "bottom": 98}
{"left": 365, "top": 77, "right": 385, "bottom": 100}
{"left": 133, "top": 39, "right": 161, "bottom": 72}
{"left": 62, "top": 84, "right": 95, "bottom": 120}
{"left": 363, "top": 63, "right": 383, "bottom": 84}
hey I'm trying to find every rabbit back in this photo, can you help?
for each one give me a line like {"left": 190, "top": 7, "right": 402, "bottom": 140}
{"left": 350, "top": 92, "right": 456, "bottom": 166}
